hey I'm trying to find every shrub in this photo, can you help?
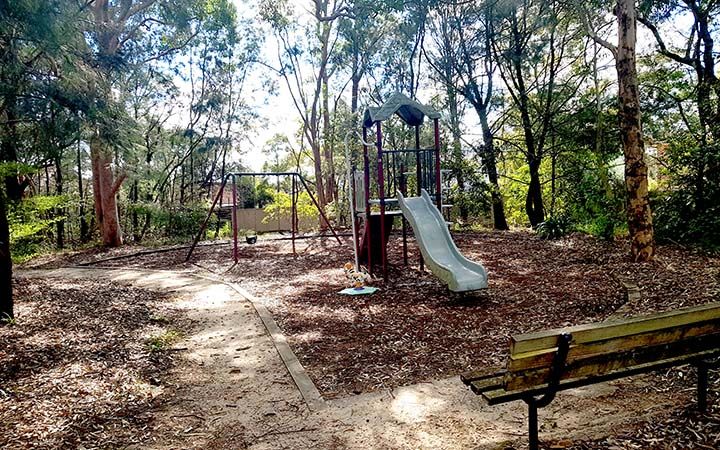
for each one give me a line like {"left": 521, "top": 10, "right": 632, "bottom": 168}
{"left": 536, "top": 216, "right": 573, "bottom": 240}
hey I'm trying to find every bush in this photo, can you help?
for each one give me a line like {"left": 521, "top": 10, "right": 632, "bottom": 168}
{"left": 127, "top": 202, "right": 209, "bottom": 243}
{"left": 9, "top": 195, "right": 70, "bottom": 262}
{"left": 536, "top": 216, "right": 573, "bottom": 240}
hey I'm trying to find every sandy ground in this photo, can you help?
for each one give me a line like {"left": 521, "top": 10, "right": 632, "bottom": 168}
{"left": 16, "top": 267, "right": 705, "bottom": 449}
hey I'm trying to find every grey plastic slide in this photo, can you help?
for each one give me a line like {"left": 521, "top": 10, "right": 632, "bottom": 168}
{"left": 398, "top": 190, "right": 488, "bottom": 292}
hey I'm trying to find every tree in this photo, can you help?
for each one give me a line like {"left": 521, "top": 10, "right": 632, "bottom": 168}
{"left": 261, "top": 0, "right": 349, "bottom": 220}
{"left": 85, "top": 0, "right": 234, "bottom": 246}
{"left": 582, "top": 0, "right": 655, "bottom": 260}
{"left": 425, "top": 1, "right": 509, "bottom": 229}
{"left": 0, "top": 0, "right": 90, "bottom": 319}
{"left": 639, "top": 1, "right": 720, "bottom": 220}
{"left": 492, "top": 0, "right": 587, "bottom": 227}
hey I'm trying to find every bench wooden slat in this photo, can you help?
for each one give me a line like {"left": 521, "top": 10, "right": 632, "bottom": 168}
{"left": 510, "top": 302, "right": 720, "bottom": 355}
{"left": 504, "top": 331, "right": 720, "bottom": 391}
{"left": 468, "top": 375, "right": 504, "bottom": 395}
{"left": 508, "top": 318, "right": 720, "bottom": 372}
{"left": 483, "top": 347, "right": 720, "bottom": 405}
{"left": 460, "top": 368, "right": 504, "bottom": 384}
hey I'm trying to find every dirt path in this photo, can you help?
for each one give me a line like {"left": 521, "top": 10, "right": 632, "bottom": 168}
{"left": 18, "top": 267, "right": 696, "bottom": 449}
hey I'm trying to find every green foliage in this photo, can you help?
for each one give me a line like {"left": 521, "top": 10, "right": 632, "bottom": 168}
{"left": 146, "top": 329, "right": 183, "bottom": 352}
{"left": 128, "top": 202, "right": 208, "bottom": 243}
{"left": 653, "top": 190, "right": 720, "bottom": 249}
{"left": 8, "top": 195, "right": 70, "bottom": 262}
{"left": 536, "top": 215, "right": 573, "bottom": 240}
{"left": 263, "top": 190, "right": 318, "bottom": 225}
{"left": 1, "top": 313, "right": 17, "bottom": 326}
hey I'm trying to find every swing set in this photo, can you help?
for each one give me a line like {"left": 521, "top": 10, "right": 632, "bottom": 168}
{"left": 185, "top": 172, "right": 341, "bottom": 263}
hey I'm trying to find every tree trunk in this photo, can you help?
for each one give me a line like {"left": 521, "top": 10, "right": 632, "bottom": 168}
{"left": 322, "top": 60, "right": 336, "bottom": 205}
{"left": 55, "top": 150, "right": 64, "bottom": 249}
{"left": 526, "top": 157, "right": 545, "bottom": 227}
{"left": 616, "top": 0, "right": 654, "bottom": 261}
{"left": 0, "top": 190, "right": 12, "bottom": 320}
{"left": 477, "top": 108, "right": 509, "bottom": 230}
{"left": 351, "top": 72, "right": 361, "bottom": 114}
{"left": 90, "top": 135, "right": 123, "bottom": 247}
{"left": 76, "top": 140, "right": 89, "bottom": 242}
{"left": 447, "top": 83, "right": 468, "bottom": 223}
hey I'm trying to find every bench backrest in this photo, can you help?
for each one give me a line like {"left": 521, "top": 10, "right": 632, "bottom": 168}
{"left": 505, "top": 302, "right": 720, "bottom": 391}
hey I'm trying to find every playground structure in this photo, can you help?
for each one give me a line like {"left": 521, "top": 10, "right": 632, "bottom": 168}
{"left": 186, "top": 172, "right": 341, "bottom": 263}
{"left": 351, "top": 92, "right": 488, "bottom": 292}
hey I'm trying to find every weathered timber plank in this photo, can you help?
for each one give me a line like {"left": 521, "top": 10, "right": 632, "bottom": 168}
{"left": 508, "top": 319, "right": 720, "bottom": 372}
{"left": 469, "top": 376, "right": 504, "bottom": 395}
{"left": 482, "top": 348, "right": 720, "bottom": 405}
{"left": 510, "top": 301, "right": 720, "bottom": 355}
{"left": 504, "top": 333, "right": 720, "bottom": 391}
{"left": 460, "top": 368, "right": 505, "bottom": 384}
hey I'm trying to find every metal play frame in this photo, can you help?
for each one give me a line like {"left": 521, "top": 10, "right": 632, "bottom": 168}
{"left": 185, "top": 172, "right": 341, "bottom": 263}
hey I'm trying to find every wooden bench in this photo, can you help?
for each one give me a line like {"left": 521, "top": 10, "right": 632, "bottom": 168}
{"left": 461, "top": 302, "right": 720, "bottom": 450}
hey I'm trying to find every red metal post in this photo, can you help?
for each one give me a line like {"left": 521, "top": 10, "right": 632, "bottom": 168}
{"left": 231, "top": 174, "right": 239, "bottom": 263}
{"left": 434, "top": 118, "right": 442, "bottom": 209}
{"left": 400, "top": 163, "right": 408, "bottom": 266}
{"left": 291, "top": 174, "right": 297, "bottom": 256}
{"left": 350, "top": 167, "right": 361, "bottom": 268}
{"left": 415, "top": 124, "right": 424, "bottom": 272}
{"left": 297, "top": 175, "right": 342, "bottom": 244}
{"left": 377, "top": 121, "right": 388, "bottom": 281}
{"left": 415, "top": 125, "right": 422, "bottom": 196}
{"left": 363, "top": 126, "right": 372, "bottom": 277}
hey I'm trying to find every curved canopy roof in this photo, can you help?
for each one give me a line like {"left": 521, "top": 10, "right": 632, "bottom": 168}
{"left": 362, "top": 92, "right": 441, "bottom": 128}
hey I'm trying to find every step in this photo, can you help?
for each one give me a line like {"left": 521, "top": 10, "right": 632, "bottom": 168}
{"left": 357, "top": 210, "right": 404, "bottom": 217}
{"left": 369, "top": 198, "right": 399, "bottom": 205}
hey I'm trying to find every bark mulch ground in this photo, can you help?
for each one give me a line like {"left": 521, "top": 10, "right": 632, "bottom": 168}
{"left": 0, "top": 278, "right": 189, "bottom": 449}
{"left": 71, "top": 230, "right": 720, "bottom": 398}
{"left": 19, "top": 230, "right": 720, "bottom": 448}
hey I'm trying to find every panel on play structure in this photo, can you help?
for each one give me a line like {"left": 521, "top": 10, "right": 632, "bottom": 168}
{"left": 359, "top": 214, "right": 395, "bottom": 267}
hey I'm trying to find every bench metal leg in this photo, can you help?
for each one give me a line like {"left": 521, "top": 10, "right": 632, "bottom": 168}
{"left": 528, "top": 400, "right": 539, "bottom": 450}
{"left": 698, "top": 362, "right": 708, "bottom": 413}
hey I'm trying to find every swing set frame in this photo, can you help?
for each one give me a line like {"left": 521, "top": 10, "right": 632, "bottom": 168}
{"left": 185, "top": 172, "right": 341, "bottom": 263}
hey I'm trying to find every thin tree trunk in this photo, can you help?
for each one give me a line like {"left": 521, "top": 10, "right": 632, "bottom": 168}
{"left": 526, "top": 157, "right": 545, "bottom": 227}
{"left": 55, "top": 149, "right": 65, "bottom": 249}
{"left": 616, "top": 0, "right": 654, "bottom": 261}
{"left": 0, "top": 190, "right": 11, "bottom": 320}
{"left": 77, "top": 140, "right": 89, "bottom": 242}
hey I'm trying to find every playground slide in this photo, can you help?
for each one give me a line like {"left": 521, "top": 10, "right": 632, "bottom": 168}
{"left": 398, "top": 190, "right": 488, "bottom": 292}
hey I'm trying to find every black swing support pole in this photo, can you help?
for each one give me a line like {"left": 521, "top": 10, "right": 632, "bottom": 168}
{"left": 185, "top": 174, "right": 229, "bottom": 262}
{"left": 296, "top": 174, "right": 343, "bottom": 245}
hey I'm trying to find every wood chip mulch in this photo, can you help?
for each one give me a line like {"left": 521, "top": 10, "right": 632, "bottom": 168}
{"left": 80, "top": 230, "right": 720, "bottom": 400}
{"left": 0, "top": 278, "right": 187, "bottom": 449}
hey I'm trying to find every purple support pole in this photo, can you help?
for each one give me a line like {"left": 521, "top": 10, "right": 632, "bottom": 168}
{"left": 363, "top": 126, "right": 372, "bottom": 277}
{"left": 350, "top": 167, "right": 361, "bottom": 268}
{"left": 400, "top": 163, "right": 408, "bottom": 266}
{"left": 231, "top": 174, "right": 238, "bottom": 263}
{"left": 377, "top": 121, "right": 388, "bottom": 281}
{"left": 434, "top": 118, "right": 442, "bottom": 209}
{"left": 185, "top": 175, "right": 227, "bottom": 262}
{"left": 415, "top": 125, "right": 422, "bottom": 196}
{"left": 291, "top": 175, "right": 297, "bottom": 256}
{"left": 415, "top": 125, "right": 424, "bottom": 272}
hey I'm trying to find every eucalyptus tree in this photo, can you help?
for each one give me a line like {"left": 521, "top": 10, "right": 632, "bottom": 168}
{"left": 336, "top": 0, "right": 394, "bottom": 113}
{"left": 579, "top": 0, "right": 655, "bottom": 260}
{"left": 0, "top": 0, "right": 90, "bottom": 319}
{"left": 425, "top": 1, "right": 509, "bottom": 229}
{"left": 260, "top": 0, "right": 350, "bottom": 214}
{"left": 84, "top": 0, "right": 237, "bottom": 247}
{"left": 638, "top": 1, "right": 720, "bottom": 219}
{"left": 492, "top": 0, "right": 589, "bottom": 227}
